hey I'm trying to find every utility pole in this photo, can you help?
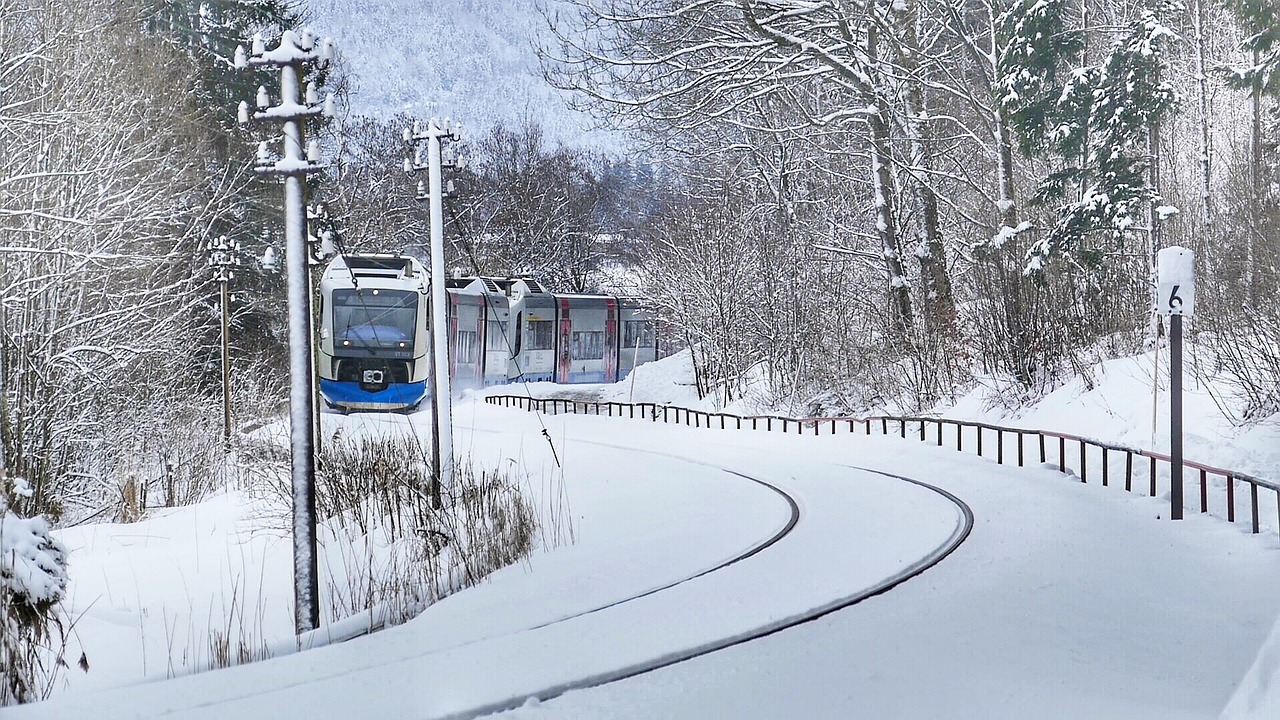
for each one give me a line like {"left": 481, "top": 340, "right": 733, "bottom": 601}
{"left": 404, "top": 118, "right": 463, "bottom": 501}
{"left": 208, "top": 235, "right": 240, "bottom": 444}
{"left": 236, "top": 29, "right": 335, "bottom": 635}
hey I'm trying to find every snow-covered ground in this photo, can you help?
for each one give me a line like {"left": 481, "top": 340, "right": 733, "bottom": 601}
{"left": 14, "top": 350, "right": 1280, "bottom": 718}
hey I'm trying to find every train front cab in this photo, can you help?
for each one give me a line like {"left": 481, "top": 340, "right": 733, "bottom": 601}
{"left": 318, "top": 255, "right": 430, "bottom": 412}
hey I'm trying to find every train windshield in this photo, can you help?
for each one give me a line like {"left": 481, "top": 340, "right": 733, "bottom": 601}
{"left": 332, "top": 289, "right": 417, "bottom": 347}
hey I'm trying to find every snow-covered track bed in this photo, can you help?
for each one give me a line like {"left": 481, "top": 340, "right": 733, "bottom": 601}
{"left": 10, "top": 403, "right": 968, "bottom": 720}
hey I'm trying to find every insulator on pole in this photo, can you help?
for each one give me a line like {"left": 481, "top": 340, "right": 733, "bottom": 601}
{"left": 323, "top": 94, "right": 336, "bottom": 118}
{"left": 402, "top": 127, "right": 412, "bottom": 144}
{"left": 256, "top": 85, "right": 269, "bottom": 109}
{"left": 252, "top": 34, "right": 265, "bottom": 56}
{"left": 302, "top": 29, "right": 315, "bottom": 51}
{"left": 257, "top": 141, "right": 272, "bottom": 164}
{"left": 403, "top": 158, "right": 413, "bottom": 174}
{"left": 234, "top": 45, "right": 247, "bottom": 69}
{"left": 238, "top": 101, "right": 250, "bottom": 125}
{"left": 305, "top": 82, "right": 319, "bottom": 106}
{"left": 307, "top": 140, "right": 321, "bottom": 163}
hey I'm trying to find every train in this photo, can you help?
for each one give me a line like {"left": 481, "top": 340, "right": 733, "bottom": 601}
{"left": 316, "top": 253, "right": 659, "bottom": 412}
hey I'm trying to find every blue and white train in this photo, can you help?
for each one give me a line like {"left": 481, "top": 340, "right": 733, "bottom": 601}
{"left": 316, "top": 253, "right": 659, "bottom": 412}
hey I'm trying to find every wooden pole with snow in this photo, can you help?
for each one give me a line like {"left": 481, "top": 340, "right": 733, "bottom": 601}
{"left": 1157, "top": 246, "right": 1195, "bottom": 521}
{"left": 236, "top": 30, "right": 336, "bottom": 634}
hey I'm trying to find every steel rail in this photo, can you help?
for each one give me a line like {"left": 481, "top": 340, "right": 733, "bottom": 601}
{"left": 449, "top": 461, "right": 973, "bottom": 719}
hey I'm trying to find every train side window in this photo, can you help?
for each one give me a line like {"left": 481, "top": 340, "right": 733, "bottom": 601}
{"left": 454, "top": 331, "right": 478, "bottom": 364}
{"left": 571, "top": 331, "right": 604, "bottom": 360}
{"left": 527, "top": 320, "right": 554, "bottom": 350}
{"left": 486, "top": 320, "right": 507, "bottom": 351}
{"left": 622, "top": 320, "right": 654, "bottom": 348}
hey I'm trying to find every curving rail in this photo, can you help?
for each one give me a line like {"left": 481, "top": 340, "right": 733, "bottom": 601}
{"left": 446, "top": 459, "right": 973, "bottom": 719}
{"left": 486, "top": 395, "right": 1280, "bottom": 540}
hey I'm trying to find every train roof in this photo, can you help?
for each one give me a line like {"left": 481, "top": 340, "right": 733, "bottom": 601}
{"left": 328, "top": 253, "right": 422, "bottom": 280}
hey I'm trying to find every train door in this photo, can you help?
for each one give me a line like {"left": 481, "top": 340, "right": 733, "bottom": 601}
{"left": 555, "top": 297, "right": 572, "bottom": 383}
{"left": 447, "top": 290, "right": 484, "bottom": 391}
{"left": 482, "top": 295, "right": 512, "bottom": 386}
{"left": 604, "top": 297, "right": 618, "bottom": 383}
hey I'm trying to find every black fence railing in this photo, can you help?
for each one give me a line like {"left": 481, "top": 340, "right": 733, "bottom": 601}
{"left": 485, "top": 395, "right": 1280, "bottom": 540}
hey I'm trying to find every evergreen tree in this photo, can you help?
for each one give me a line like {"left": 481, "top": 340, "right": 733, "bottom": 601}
{"left": 998, "top": 1, "right": 1180, "bottom": 274}
{"left": 143, "top": 0, "right": 304, "bottom": 129}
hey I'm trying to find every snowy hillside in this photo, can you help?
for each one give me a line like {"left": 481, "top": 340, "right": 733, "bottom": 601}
{"left": 303, "top": 0, "right": 622, "bottom": 150}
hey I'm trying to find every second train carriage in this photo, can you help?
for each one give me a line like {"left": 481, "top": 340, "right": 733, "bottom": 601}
{"left": 317, "top": 253, "right": 659, "bottom": 412}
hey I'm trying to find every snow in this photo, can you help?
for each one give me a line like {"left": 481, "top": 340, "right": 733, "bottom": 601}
{"left": 990, "top": 219, "right": 1033, "bottom": 248}
{"left": 1158, "top": 245, "right": 1195, "bottom": 284}
{"left": 8, "top": 351, "right": 1280, "bottom": 717}
{"left": 305, "top": 0, "right": 618, "bottom": 151}
{"left": 1, "top": 496, "right": 67, "bottom": 606}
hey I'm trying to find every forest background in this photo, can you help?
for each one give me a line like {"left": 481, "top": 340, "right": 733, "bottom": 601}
{"left": 0, "top": 0, "right": 1276, "bottom": 525}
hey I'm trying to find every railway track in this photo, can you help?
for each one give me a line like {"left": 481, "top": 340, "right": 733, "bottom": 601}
{"left": 445, "top": 441, "right": 974, "bottom": 719}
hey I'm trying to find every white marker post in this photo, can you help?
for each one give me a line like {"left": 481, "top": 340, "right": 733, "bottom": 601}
{"left": 1157, "top": 246, "right": 1195, "bottom": 521}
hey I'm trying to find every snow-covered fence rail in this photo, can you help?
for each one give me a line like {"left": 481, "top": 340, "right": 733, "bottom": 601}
{"left": 485, "top": 395, "right": 1280, "bottom": 540}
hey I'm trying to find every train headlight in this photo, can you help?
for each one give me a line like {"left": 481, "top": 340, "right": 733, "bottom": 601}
{"left": 398, "top": 342, "right": 406, "bottom": 348}
{"left": 342, "top": 340, "right": 350, "bottom": 347}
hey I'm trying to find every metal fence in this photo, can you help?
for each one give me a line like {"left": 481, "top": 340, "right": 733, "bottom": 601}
{"left": 485, "top": 395, "right": 1280, "bottom": 539}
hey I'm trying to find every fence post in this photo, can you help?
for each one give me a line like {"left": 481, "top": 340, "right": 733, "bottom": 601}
{"left": 957, "top": 423, "right": 963, "bottom": 452}
{"left": 1039, "top": 434, "right": 1046, "bottom": 464}
{"left": 977, "top": 427, "right": 983, "bottom": 457}
{"left": 1150, "top": 456, "right": 1157, "bottom": 497}
{"left": 1079, "top": 442, "right": 1087, "bottom": 483}
{"left": 1200, "top": 469, "right": 1208, "bottom": 513}
{"left": 919, "top": 420, "right": 925, "bottom": 442}
{"left": 1059, "top": 437, "right": 1066, "bottom": 473}
{"left": 1251, "top": 483, "right": 1259, "bottom": 534}
{"left": 1018, "top": 432, "right": 1024, "bottom": 467}
{"left": 937, "top": 421, "right": 943, "bottom": 446}
{"left": 900, "top": 419, "right": 906, "bottom": 438}
{"left": 1126, "top": 452, "right": 1133, "bottom": 492}
{"left": 997, "top": 430, "right": 1004, "bottom": 464}
{"left": 1102, "top": 448, "right": 1108, "bottom": 486}
{"left": 1227, "top": 474, "right": 1235, "bottom": 522}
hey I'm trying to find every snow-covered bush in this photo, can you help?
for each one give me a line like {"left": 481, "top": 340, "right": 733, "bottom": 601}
{"left": 1, "top": 478, "right": 70, "bottom": 705}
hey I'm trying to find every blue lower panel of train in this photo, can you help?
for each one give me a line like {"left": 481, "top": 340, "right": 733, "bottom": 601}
{"left": 320, "top": 379, "right": 428, "bottom": 411}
